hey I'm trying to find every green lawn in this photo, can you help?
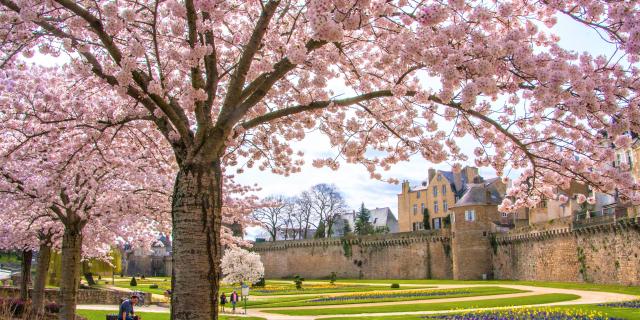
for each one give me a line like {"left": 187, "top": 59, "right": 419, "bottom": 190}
{"left": 264, "top": 293, "right": 580, "bottom": 316}
{"left": 322, "top": 304, "right": 640, "bottom": 320}
{"left": 253, "top": 286, "right": 526, "bottom": 308}
{"left": 314, "top": 279, "right": 640, "bottom": 297}
{"left": 77, "top": 310, "right": 265, "bottom": 320}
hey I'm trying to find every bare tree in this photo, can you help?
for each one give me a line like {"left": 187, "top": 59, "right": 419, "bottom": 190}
{"left": 292, "top": 192, "right": 316, "bottom": 240}
{"left": 251, "top": 196, "right": 287, "bottom": 241}
{"left": 309, "top": 184, "right": 349, "bottom": 238}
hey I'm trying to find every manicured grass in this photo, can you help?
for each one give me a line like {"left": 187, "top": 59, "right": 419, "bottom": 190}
{"left": 264, "top": 293, "right": 580, "bottom": 316}
{"left": 77, "top": 309, "right": 265, "bottom": 320}
{"left": 314, "top": 279, "right": 640, "bottom": 297}
{"left": 322, "top": 305, "right": 640, "bottom": 320}
{"left": 253, "top": 286, "right": 526, "bottom": 308}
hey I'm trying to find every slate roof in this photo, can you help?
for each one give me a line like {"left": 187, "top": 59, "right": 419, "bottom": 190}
{"left": 451, "top": 178, "right": 503, "bottom": 208}
{"left": 369, "top": 207, "right": 397, "bottom": 227}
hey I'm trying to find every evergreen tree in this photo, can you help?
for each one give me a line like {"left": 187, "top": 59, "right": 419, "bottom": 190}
{"left": 423, "top": 208, "right": 431, "bottom": 230}
{"left": 342, "top": 219, "right": 352, "bottom": 236}
{"left": 354, "top": 203, "right": 374, "bottom": 235}
{"left": 314, "top": 221, "right": 326, "bottom": 238}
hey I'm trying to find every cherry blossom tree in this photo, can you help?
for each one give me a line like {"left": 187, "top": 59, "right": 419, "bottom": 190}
{"left": 1, "top": 1, "right": 640, "bottom": 319}
{"left": 0, "top": 65, "right": 174, "bottom": 319}
{"left": 220, "top": 247, "right": 264, "bottom": 286}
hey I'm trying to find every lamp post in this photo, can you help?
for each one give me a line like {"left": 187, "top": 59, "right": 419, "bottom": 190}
{"left": 241, "top": 283, "right": 250, "bottom": 315}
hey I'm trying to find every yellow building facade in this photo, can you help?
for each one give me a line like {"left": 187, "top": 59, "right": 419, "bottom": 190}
{"left": 398, "top": 166, "right": 485, "bottom": 232}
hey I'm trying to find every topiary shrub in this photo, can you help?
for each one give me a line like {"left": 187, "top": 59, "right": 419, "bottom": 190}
{"left": 253, "top": 277, "right": 265, "bottom": 287}
{"left": 294, "top": 275, "right": 304, "bottom": 290}
{"left": 149, "top": 284, "right": 158, "bottom": 289}
{"left": 329, "top": 272, "right": 337, "bottom": 285}
{"left": 390, "top": 283, "right": 400, "bottom": 289}
{"left": 130, "top": 277, "right": 137, "bottom": 287}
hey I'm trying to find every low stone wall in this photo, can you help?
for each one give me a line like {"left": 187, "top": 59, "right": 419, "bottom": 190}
{"left": 493, "top": 217, "right": 640, "bottom": 285}
{"left": 253, "top": 230, "right": 452, "bottom": 279}
{"left": 0, "top": 286, "right": 152, "bottom": 305}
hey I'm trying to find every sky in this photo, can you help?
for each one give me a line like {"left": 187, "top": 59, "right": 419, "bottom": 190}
{"left": 238, "top": 14, "right": 619, "bottom": 239}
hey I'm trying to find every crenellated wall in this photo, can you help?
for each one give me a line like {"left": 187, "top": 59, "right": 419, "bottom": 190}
{"left": 253, "top": 230, "right": 452, "bottom": 279}
{"left": 492, "top": 217, "right": 640, "bottom": 285}
{"left": 254, "top": 217, "right": 640, "bottom": 285}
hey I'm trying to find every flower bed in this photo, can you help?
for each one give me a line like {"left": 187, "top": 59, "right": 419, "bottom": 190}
{"left": 598, "top": 300, "right": 640, "bottom": 309}
{"left": 424, "top": 308, "right": 625, "bottom": 320}
{"left": 309, "top": 289, "right": 470, "bottom": 303}
{"left": 252, "top": 284, "right": 369, "bottom": 294}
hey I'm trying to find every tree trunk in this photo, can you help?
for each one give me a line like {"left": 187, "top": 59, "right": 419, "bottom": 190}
{"left": 32, "top": 242, "right": 52, "bottom": 315}
{"left": 20, "top": 249, "right": 32, "bottom": 301}
{"left": 171, "top": 161, "right": 223, "bottom": 320}
{"left": 60, "top": 226, "right": 82, "bottom": 320}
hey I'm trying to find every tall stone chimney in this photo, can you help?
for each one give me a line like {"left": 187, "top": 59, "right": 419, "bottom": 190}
{"left": 428, "top": 168, "right": 436, "bottom": 183}
{"left": 453, "top": 171, "right": 462, "bottom": 192}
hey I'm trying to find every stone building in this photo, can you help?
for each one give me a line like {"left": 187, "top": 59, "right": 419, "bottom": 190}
{"left": 333, "top": 207, "right": 399, "bottom": 237}
{"left": 122, "top": 235, "right": 172, "bottom": 277}
{"left": 398, "top": 166, "right": 503, "bottom": 232}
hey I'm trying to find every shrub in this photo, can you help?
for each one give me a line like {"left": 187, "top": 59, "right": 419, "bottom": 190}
{"left": 390, "top": 283, "right": 400, "bottom": 289}
{"left": 44, "top": 302, "right": 61, "bottom": 314}
{"left": 149, "top": 284, "right": 158, "bottom": 289}
{"left": 130, "top": 277, "right": 137, "bottom": 287}
{"left": 294, "top": 275, "right": 304, "bottom": 290}
{"left": 329, "top": 272, "right": 337, "bottom": 285}
{"left": 253, "top": 277, "right": 265, "bottom": 287}
{"left": 141, "top": 274, "right": 146, "bottom": 280}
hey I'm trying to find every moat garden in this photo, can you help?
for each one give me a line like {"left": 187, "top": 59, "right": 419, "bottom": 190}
{"left": 74, "top": 276, "right": 640, "bottom": 320}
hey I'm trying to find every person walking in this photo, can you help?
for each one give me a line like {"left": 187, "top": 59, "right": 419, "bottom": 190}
{"left": 230, "top": 290, "right": 239, "bottom": 314}
{"left": 220, "top": 293, "right": 227, "bottom": 313}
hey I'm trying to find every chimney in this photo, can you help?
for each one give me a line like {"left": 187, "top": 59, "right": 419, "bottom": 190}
{"left": 465, "top": 166, "right": 479, "bottom": 183}
{"left": 402, "top": 180, "right": 410, "bottom": 193}
{"left": 428, "top": 168, "right": 436, "bottom": 183}
{"left": 453, "top": 171, "right": 462, "bottom": 192}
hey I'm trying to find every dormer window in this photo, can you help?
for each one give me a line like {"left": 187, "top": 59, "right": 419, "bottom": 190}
{"left": 437, "top": 174, "right": 442, "bottom": 181}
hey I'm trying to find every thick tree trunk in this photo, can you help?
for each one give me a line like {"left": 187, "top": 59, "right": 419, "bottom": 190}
{"left": 171, "top": 161, "right": 223, "bottom": 320}
{"left": 20, "top": 249, "right": 32, "bottom": 301}
{"left": 32, "top": 242, "right": 52, "bottom": 315}
{"left": 59, "top": 227, "right": 82, "bottom": 320}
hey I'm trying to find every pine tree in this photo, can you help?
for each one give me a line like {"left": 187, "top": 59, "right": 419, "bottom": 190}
{"left": 342, "top": 219, "right": 352, "bottom": 236}
{"left": 354, "top": 203, "right": 374, "bottom": 235}
{"left": 423, "top": 208, "right": 431, "bottom": 230}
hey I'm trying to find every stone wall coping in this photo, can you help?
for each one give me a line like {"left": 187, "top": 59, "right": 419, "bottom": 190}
{"left": 494, "top": 217, "right": 639, "bottom": 244}
{"left": 252, "top": 230, "right": 451, "bottom": 251}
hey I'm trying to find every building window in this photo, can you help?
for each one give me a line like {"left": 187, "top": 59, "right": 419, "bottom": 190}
{"left": 434, "top": 201, "right": 439, "bottom": 213}
{"left": 450, "top": 213, "right": 455, "bottom": 224}
{"left": 616, "top": 153, "right": 621, "bottom": 167}
{"left": 433, "top": 218, "right": 441, "bottom": 230}
{"left": 442, "top": 185, "right": 447, "bottom": 196}
{"left": 465, "top": 210, "right": 476, "bottom": 221}
{"left": 416, "top": 191, "right": 421, "bottom": 199}
{"left": 413, "top": 222, "right": 424, "bottom": 231}
{"left": 502, "top": 212, "right": 508, "bottom": 218}
{"left": 413, "top": 204, "right": 417, "bottom": 215}
{"left": 433, "top": 186, "right": 438, "bottom": 197}
{"left": 627, "top": 151, "right": 633, "bottom": 168}
{"left": 437, "top": 174, "right": 442, "bottom": 181}
{"left": 421, "top": 203, "right": 425, "bottom": 213}
{"left": 443, "top": 200, "right": 448, "bottom": 212}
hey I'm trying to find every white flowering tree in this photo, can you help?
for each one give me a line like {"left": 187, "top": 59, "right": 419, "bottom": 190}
{"left": 220, "top": 248, "right": 264, "bottom": 286}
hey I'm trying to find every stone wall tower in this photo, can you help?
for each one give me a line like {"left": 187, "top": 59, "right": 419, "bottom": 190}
{"left": 450, "top": 180, "right": 503, "bottom": 280}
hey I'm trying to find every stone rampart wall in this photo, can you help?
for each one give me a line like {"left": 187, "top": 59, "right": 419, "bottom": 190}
{"left": 493, "top": 217, "right": 640, "bottom": 285}
{"left": 254, "top": 230, "right": 452, "bottom": 279}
